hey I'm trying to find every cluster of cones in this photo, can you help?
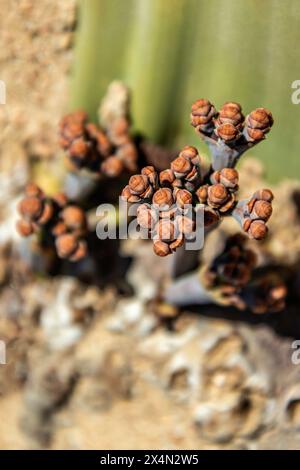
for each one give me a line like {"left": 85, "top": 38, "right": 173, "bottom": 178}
{"left": 16, "top": 183, "right": 88, "bottom": 262}
{"left": 121, "top": 145, "right": 274, "bottom": 256}
{"left": 191, "top": 100, "right": 273, "bottom": 144}
{"left": 59, "top": 110, "right": 138, "bottom": 177}
{"left": 202, "top": 234, "right": 287, "bottom": 314}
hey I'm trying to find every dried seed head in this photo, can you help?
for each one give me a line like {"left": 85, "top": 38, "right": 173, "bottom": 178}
{"left": 55, "top": 233, "right": 78, "bottom": 258}
{"left": 16, "top": 219, "right": 34, "bottom": 237}
{"left": 174, "top": 189, "right": 193, "bottom": 208}
{"left": 62, "top": 206, "right": 86, "bottom": 230}
{"left": 159, "top": 169, "right": 175, "bottom": 186}
{"left": 215, "top": 123, "right": 240, "bottom": 142}
{"left": 246, "top": 108, "right": 273, "bottom": 132}
{"left": 190, "top": 99, "right": 217, "bottom": 132}
{"left": 153, "top": 188, "right": 174, "bottom": 210}
{"left": 25, "top": 182, "right": 43, "bottom": 198}
{"left": 218, "top": 102, "right": 244, "bottom": 127}
{"left": 19, "top": 196, "right": 43, "bottom": 221}
{"left": 153, "top": 240, "right": 171, "bottom": 257}
{"left": 171, "top": 155, "right": 192, "bottom": 178}
{"left": 248, "top": 220, "right": 268, "bottom": 240}
{"left": 101, "top": 156, "right": 124, "bottom": 177}
{"left": 128, "top": 174, "right": 149, "bottom": 195}
{"left": 157, "top": 219, "right": 175, "bottom": 242}
{"left": 207, "top": 184, "right": 229, "bottom": 207}
{"left": 219, "top": 168, "right": 239, "bottom": 189}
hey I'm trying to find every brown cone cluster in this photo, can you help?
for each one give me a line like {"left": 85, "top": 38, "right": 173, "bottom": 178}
{"left": 16, "top": 183, "right": 88, "bottom": 262}
{"left": 233, "top": 189, "right": 274, "bottom": 241}
{"left": 121, "top": 144, "right": 275, "bottom": 255}
{"left": 59, "top": 110, "right": 138, "bottom": 177}
{"left": 204, "top": 234, "right": 257, "bottom": 293}
{"left": 241, "top": 272, "right": 287, "bottom": 314}
{"left": 196, "top": 168, "right": 239, "bottom": 214}
{"left": 190, "top": 99, "right": 273, "bottom": 145}
{"left": 121, "top": 156, "right": 198, "bottom": 256}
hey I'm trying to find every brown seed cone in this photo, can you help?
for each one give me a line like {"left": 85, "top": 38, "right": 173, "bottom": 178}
{"left": 128, "top": 174, "right": 149, "bottom": 195}
{"left": 196, "top": 185, "right": 209, "bottom": 204}
{"left": 207, "top": 184, "right": 229, "bottom": 208}
{"left": 18, "top": 196, "right": 43, "bottom": 221}
{"left": 153, "top": 240, "right": 171, "bottom": 257}
{"left": 159, "top": 169, "right": 175, "bottom": 186}
{"left": 214, "top": 123, "right": 240, "bottom": 142}
{"left": 217, "top": 102, "right": 244, "bottom": 128}
{"left": 247, "top": 188, "right": 274, "bottom": 213}
{"left": 171, "top": 155, "right": 192, "bottom": 178}
{"left": 141, "top": 166, "right": 158, "bottom": 187}
{"left": 246, "top": 108, "right": 273, "bottom": 133}
{"left": 247, "top": 219, "right": 268, "bottom": 240}
{"left": 250, "top": 200, "right": 273, "bottom": 221}
{"left": 152, "top": 188, "right": 174, "bottom": 210}
{"left": 190, "top": 99, "right": 217, "bottom": 133}
{"left": 101, "top": 156, "right": 124, "bottom": 177}
{"left": 179, "top": 146, "right": 199, "bottom": 165}
{"left": 219, "top": 168, "right": 239, "bottom": 189}
{"left": 55, "top": 233, "right": 79, "bottom": 259}
{"left": 174, "top": 189, "right": 193, "bottom": 208}
{"left": 121, "top": 185, "right": 141, "bottom": 203}
{"left": 16, "top": 219, "right": 34, "bottom": 237}
{"left": 61, "top": 206, "right": 87, "bottom": 231}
